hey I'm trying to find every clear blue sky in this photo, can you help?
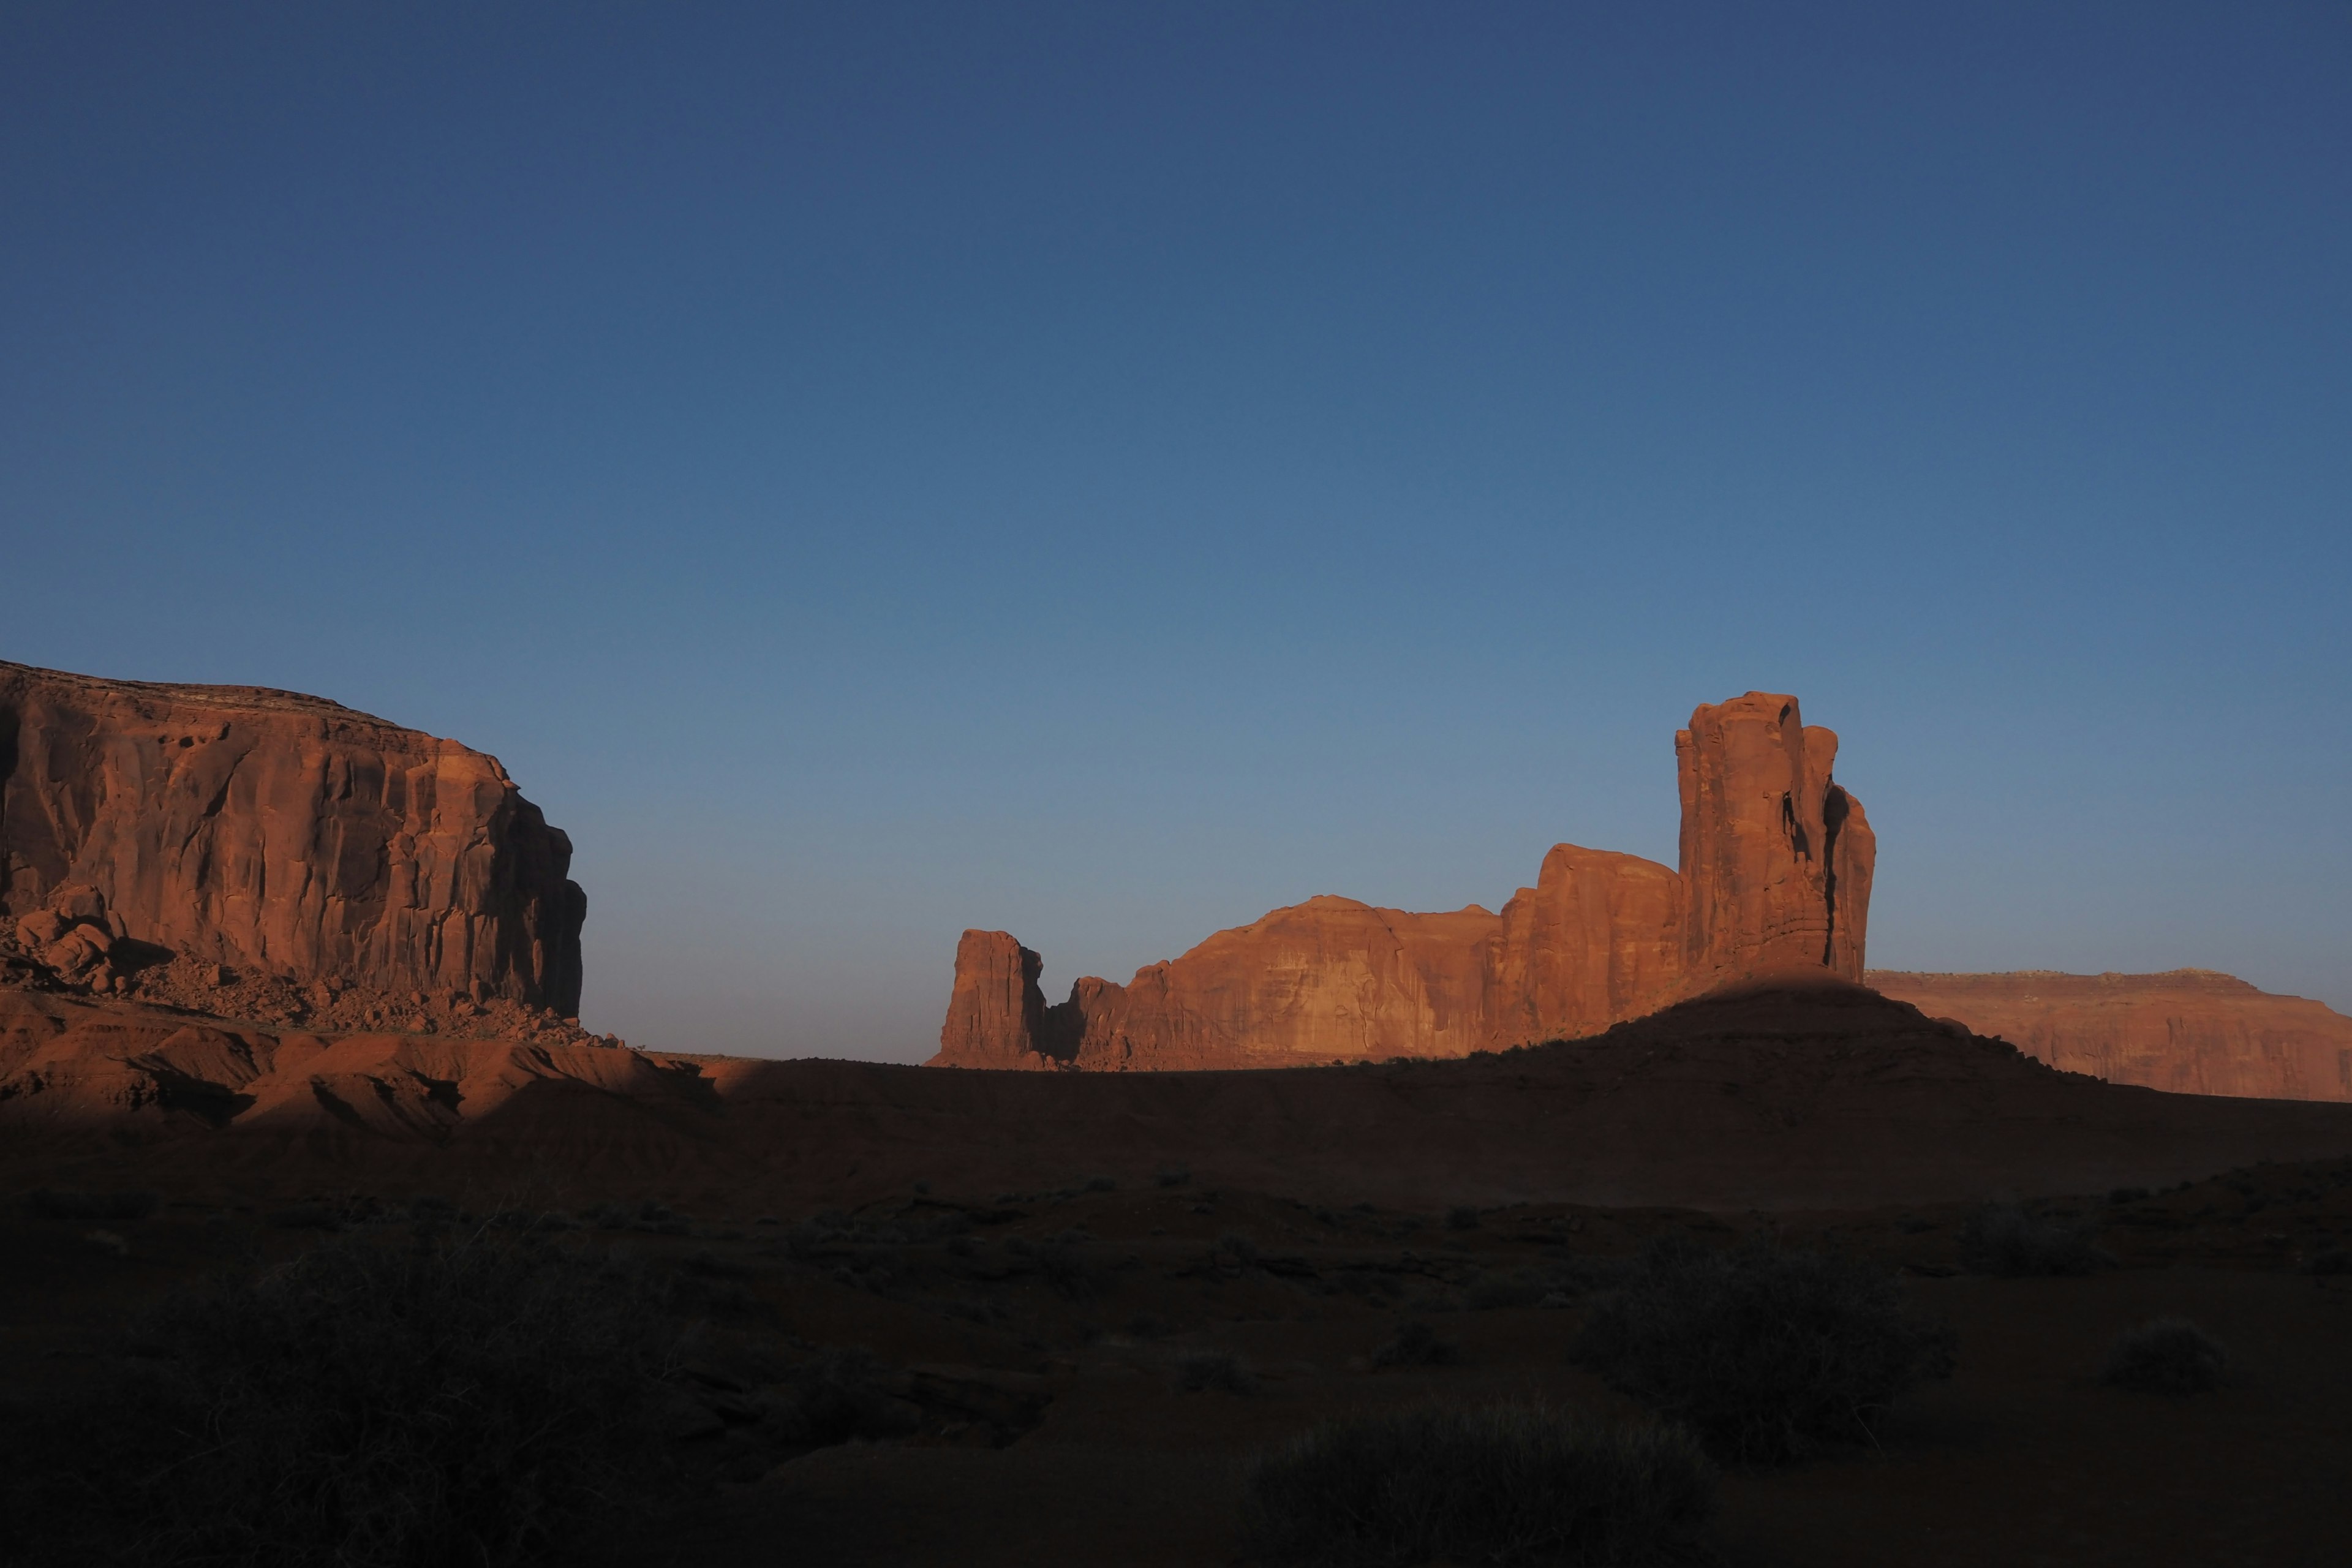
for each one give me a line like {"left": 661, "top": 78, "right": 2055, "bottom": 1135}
{"left": 5, "top": 3, "right": 2346, "bottom": 1058}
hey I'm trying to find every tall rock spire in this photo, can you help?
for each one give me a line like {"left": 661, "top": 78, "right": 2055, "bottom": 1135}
{"left": 932, "top": 691, "right": 1875, "bottom": 1069}
{"left": 1675, "top": 692, "right": 1872, "bottom": 987}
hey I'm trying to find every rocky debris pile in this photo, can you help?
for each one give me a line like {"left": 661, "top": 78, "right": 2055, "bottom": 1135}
{"left": 4, "top": 897, "right": 131, "bottom": 995}
{"left": 0, "top": 910, "right": 617, "bottom": 1049}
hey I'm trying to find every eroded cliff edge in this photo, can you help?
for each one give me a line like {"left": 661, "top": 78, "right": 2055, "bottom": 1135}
{"left": 933, "top": 691, "right": 1873, "bottom": 1070}
{"left": 0, "top": 660, "right": 586, "bottom": 1014}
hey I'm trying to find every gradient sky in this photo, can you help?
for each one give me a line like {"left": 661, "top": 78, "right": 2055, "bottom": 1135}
{"left": 4, "top": 3, "right": 2346, "bottom": 1058}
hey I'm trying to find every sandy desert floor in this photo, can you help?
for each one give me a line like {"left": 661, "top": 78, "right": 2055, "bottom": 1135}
{"left": 5, "top": 1153, "right": 2350, "bottom": 1567}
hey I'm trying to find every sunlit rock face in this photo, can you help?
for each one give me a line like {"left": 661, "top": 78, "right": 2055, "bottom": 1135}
{"left": 0, "top": 660, "right": 586, "bottom": 1013}
{"left": 1676, "top": 693, "right": 1872, "bottom": 990}
{"left": 1868, "top": 969, "right": 2352, "bottom": 1104}
{"left": 932, "top": 692, "right": 1873, "bottom": 1069}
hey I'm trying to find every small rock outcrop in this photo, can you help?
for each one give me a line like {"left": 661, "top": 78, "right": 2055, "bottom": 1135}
{"left": 0, "top": 661, "right": 586, "bottom": 1013}
{"left": 933, "top": 692, "right": 1874, "bottom": 1069}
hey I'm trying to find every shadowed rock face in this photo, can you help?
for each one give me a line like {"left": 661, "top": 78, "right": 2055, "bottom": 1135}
{"left": 1868, "top": 970, "right": 2352, "bottom": 1104}
{"left": 0, "top": 662, "right": 585, "bottom": 1013}
{"left": 933, "top": 692, "right": 1872, "bottom": 1070}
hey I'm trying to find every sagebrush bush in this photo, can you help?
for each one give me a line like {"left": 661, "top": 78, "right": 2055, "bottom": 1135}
{"left": 1468, "top": 1268, "right": 1551, "bottom": 1310}
{"left": 1956, "top": 1204, "right": 2112, "bottom": 1277}
{"left": 6, "top": 1230, "right": 685, "bottom": 1567}
{"left": 1369, "top": 1320, "right": 1460, "bottom": 1368}
{"left": 27, "top": 1186, "right": 159, "bottom": 1221}
{"left": 1174, "top": 1351, "right": 1259, "bottom": 1394}
{"left": 2100, "top": 1317, "right": 2228, "bottom": 1395}
{"left": 1574, "top": 1237, "right": 1955, "bottom": 1464}
{"left": 1238, "top": 1401, "right": 1713, "bottom": 1567}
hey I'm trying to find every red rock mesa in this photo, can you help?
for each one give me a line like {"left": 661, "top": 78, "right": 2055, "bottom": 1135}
{"left": 1868, "top": 969, "right": 2352, "bottom": 1104}
{"left": 0, "top": 660, "right": 585, "bottom": 1013}
{"left": 932, "top": 692, "right": 1874, "bottom": 1069}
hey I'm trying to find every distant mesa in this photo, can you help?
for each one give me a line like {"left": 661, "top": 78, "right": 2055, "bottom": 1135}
{"left": 1869, "top": 969, "right": 2352, "bottom": 1105}
{"left": 8, "top": 658, "right": 2342, "bottom": 1110}
{"left": 0, "top": 659, "right": 585, "bottom": 1017}
{"left": 933, "top": 691, "right": 1875, "bottom": 1070}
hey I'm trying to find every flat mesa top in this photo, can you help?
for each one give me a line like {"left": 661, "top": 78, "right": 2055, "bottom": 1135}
{"left": 0, "top": 658, "right": 392, "bottom": 725}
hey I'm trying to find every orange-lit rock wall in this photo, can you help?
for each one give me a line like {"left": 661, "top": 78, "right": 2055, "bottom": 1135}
{"left": 0, "top": 661, "right": 585, "bottom": 1012}
{"left": 1868, "top": 970, "right": 2352, "bottom": 1103}
{"left": 934, "top": 692, "right": 1872, "bottom": 1069}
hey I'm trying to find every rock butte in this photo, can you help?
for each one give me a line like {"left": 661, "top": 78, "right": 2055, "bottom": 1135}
{"left": 0, "top": 660, "right": 584, "bottom": 1014}
{"left": 1869, "top": 969, "right": 2352, "bottom": 1105}
{"left": 933, "top": 691, "right": 1877, "bottom": 1069}
{"left": 6, "top": 660, "right": 2343, "bottom": 1107}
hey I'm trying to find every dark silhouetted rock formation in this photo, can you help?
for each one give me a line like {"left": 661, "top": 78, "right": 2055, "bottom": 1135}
{"left": 933, "top": 692, "right": 1874, "bottom": 1069}
{"left": 0, "top": 660, "right": 585, "bottom": 1013}
{"left": 1868, "top": 970, "right": 2352, "bottom": 1104}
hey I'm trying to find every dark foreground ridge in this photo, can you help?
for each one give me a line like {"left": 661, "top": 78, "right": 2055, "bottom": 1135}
{"left": 10, "top": 981, "right": 2352, "bottom": 1213}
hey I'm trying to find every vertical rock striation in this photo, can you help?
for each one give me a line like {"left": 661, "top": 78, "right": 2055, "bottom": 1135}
{"left": 0, "top": 661, "right": 586, "bottom": 1012}
{"left": 938, "top": 930, "right": 1061, "bottom": 1070}
{"left": 1676, "top": 695, "right": 1871, "bottom": 988}
{"left": 932, "top": 692, "right": 1874, "bottom": 1069}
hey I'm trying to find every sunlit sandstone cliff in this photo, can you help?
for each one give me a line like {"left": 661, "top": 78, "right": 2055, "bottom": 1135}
{"left": 1868, "top": 970, "right": 2352, "bottom": 1104}
{"left": 933, "top": 692, "right": 1874, "bottom": 1070}
{"left": 0, "top": 661, "right": 585, "bottom": 1012}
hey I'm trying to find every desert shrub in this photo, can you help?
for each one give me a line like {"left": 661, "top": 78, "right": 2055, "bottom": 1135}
{"left": 1958, "top": 1204, "right": 2111, "bottom": 1277}
{"left": 26, "top": 1187, "right": 159, "bottom": 1221}
{"left": 1173, "top": 1351, "right": 1259, "bottom": 1394}
{"left": 2100, "top": 1318, "right": 2228, "bottom": 1395}
{"left": 679, "top": 1248, "right": 760, "bottom": 1280}
{"left": 1217, "top": 1231, "right": 1260, "bottom": 1265}
{"left": 1370, "top": 1320, "right": 1460, "bottom": 1368}
{"left": 1468, "top": 1269, "right": 1550, "bottom": 1310}
{"left": 268, "top": 1200, "right": 342, "bottom": 1231}
{"left": 2300, "top": 1247, "right": 2350, "bottom": 1277}
{"left": 763, "top": 1348, "right": 921, "bottom": 1446}
{"left": 1445, "top": 1205, "right": 1482, "bottom": 1232}
{"left": 1034, "top": 1238, "right": 1106, "bottom": 1299}
{"left": 633, "top": 1200, "right": 690, "bottom": 1237}
{"left": 1085, "top": 1175, "right": 1118, "bottom": 1193}
{"left": 1238, "top": 1401, "right": 1713, "bottom": 1567}
{"left": 10, "top": 1231, "right": 686, "bottom": 1567}
{"left": 1156, "top": 1164, "right": 1193, "bottom": 1187}
{"left": 1574, "top": 1237, "right": 1956, "bottom": 1464}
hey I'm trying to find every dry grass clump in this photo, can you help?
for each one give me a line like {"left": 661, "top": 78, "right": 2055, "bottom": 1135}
{"left": 1574, "top": 1237, "right": 1955, "bottom": 1464}
{"left": 1956, "top": 1203, "right": 2113, "bottom": 1277}
{"left": 2100, "top": 1317, "right": 2228, "bottom": 1395}
{"left": 1238, "top": 1401, "right": 1713, "bottom": 1566}
{"left": 3, "top": 1229, "right": 684, "bottom": 1567}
